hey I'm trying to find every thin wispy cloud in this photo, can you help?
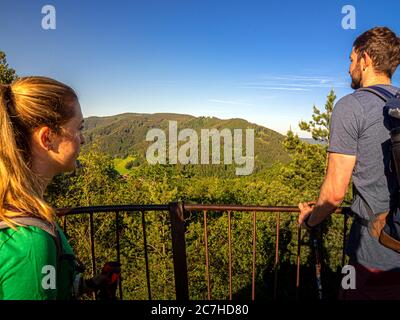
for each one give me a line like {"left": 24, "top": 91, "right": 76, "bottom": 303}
{"left": 244, "top": 82, "right": 347, "bottom": 88}
{"left": 260, "top": 75, "right": 332, "bottom": 82}
{"left": 257, "top": 95, "right": 278, "bottom": 100}
{"left": 242, "top": 74, "right": 348, "bottom": 92}
{"left": 209, "top": 99, "right": 253, "bottom": 106}
{"left": 241, "top": 86, "right": 311, "bottom": 91}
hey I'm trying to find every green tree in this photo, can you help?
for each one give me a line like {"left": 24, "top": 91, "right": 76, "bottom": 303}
{"left": 299, "top": 89, "right": 336, "bottom": 145}
{"left": 281, "top": 131, "right": 327, "bottom": 199}
{"left": 0, "top": 51, "right": 18, "bottom": 84}
{"left": 282, "top": 89, "right": 338, "bottom": 192}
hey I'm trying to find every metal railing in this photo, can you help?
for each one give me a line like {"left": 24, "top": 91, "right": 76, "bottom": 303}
{"left": 57, "top": 203, "right": 352, "bottom": 300}
{"left": 57, "top": 204, "right": 170, "bottom": 300}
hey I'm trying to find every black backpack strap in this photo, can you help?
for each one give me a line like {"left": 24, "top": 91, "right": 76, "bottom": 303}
{"left": 358, "top": 86, "right": 395, "bottom": 102}
{"left": 0, "top": 217, "right": 62, "bottom": 263}
{"left": 353, "top": 86, "right": 399, "bottom": 223}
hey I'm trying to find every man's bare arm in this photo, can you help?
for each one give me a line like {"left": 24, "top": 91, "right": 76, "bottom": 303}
{"left": 299, "top": 152, "right": 356, "bottom": 227}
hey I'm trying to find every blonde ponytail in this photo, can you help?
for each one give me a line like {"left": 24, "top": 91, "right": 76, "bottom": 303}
{"left": 0, "top": 77, "right": 77, "bottom": 228}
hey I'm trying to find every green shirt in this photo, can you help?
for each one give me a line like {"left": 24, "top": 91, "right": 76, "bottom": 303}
{"left": 0, "top": 223, "right": 78, "bottom": 300}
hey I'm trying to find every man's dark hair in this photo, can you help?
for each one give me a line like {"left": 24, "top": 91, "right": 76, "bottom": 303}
{"left": 353, "top": 26, "right": 400, "bottom": 78}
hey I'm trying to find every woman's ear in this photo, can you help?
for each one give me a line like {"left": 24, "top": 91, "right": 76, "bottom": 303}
{"left": 36, "top": 127, "right": 54, "bottom": 151}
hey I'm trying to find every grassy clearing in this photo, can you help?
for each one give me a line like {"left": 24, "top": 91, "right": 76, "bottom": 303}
{"left": 113, "top": 156, "right": 136, "bottom": 175}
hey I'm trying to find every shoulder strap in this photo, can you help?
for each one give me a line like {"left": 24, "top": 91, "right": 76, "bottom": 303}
{"left": 358, "top": 86, "right": 395, "bottom": 102}
{"left": 0, "top": 217, "right": 62, "bottom": 262}
{"left": 352, "top": 183, "right": 375, "bottom": 220}
{"left": 354, "top": 86, "right": 399, "bottom": 219}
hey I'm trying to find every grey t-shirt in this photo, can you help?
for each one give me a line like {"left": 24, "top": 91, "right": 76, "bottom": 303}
{"left": 328, "top": 84, "right": 400, "bottom": 270}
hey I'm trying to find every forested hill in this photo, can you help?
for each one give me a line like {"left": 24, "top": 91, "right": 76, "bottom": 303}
{"left": 82, "top": 113, "right": 291, "bottom": 172}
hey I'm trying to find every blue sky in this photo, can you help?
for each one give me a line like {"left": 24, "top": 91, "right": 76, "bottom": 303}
{"left": 1, "top": 0, "right": 400, "bottom": 137}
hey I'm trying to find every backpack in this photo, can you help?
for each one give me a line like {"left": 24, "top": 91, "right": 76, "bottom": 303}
{"left": 0, "top": 216, "right": 62, "bottom": 260}
{"left": 356, "top": 85, "right": 400, "bottom": 252}
{"left": 0, "top": 215, "right": 85, "bottom": 298}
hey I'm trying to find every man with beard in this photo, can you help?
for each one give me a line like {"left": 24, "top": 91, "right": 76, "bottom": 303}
{"left": 298, "top": 26, "right": 400, "bottom": 299}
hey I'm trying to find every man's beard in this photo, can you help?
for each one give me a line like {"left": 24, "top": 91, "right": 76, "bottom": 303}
{"left": 351, "top": 65, "right": 362, "bottom": 89}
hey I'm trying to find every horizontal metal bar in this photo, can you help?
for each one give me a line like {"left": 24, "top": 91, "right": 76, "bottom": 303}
{"left": 184, "top": 204, "right": 350, "bottom": 214}
{"left": 57, "top": 204, "right": 352, "bottom": 217}
{"left": 56, "top": 204, "right": 170, "bottom": 216}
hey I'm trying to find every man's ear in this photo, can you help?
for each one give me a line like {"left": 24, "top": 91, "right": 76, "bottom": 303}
{"left": 36, "top": 126, "right": 54, "bottom": 151}
{"left": 361, "top": 52, "right": 373, "bottom": 71}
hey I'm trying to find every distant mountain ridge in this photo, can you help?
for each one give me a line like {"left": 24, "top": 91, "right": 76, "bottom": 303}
{"left": 300, "top": 138, "right": 328, "bottom": 145}
{"left": 82, "top": 113, "right": 291, "bottom": 172}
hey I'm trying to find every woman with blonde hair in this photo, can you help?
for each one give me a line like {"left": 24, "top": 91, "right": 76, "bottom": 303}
{"left": 0, "top": 76, "right": 117, "bottom": 299}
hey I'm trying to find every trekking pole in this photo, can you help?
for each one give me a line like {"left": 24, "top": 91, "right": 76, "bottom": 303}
{"left": 310, "top": 227, "right": 323, "bottom": 300}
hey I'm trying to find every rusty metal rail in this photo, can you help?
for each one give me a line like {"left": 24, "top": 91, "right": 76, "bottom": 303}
{"left": 57, "top": 204, "right": 170, "bottom": 300}
{"left": 182, "top": 204, "right": 351, "bottom": 301}
{"left": 57, "top": 203, "right": 352, "bottom": 300}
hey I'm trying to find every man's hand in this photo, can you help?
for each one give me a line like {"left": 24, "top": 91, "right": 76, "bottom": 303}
{"left": 298, "top": 201, "right": 316, "bottom": 229}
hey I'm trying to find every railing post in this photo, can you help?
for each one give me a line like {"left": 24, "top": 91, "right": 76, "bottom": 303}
{"left": 169, "top": 202, "right": 189, "bottom": 300}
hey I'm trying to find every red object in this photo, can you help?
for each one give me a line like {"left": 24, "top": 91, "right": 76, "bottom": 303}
{"left": 102, "top": 262, "right": 121, "bottom": 282}
{"left": 98, "top": 262, "right": 121, "bottom": 300}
